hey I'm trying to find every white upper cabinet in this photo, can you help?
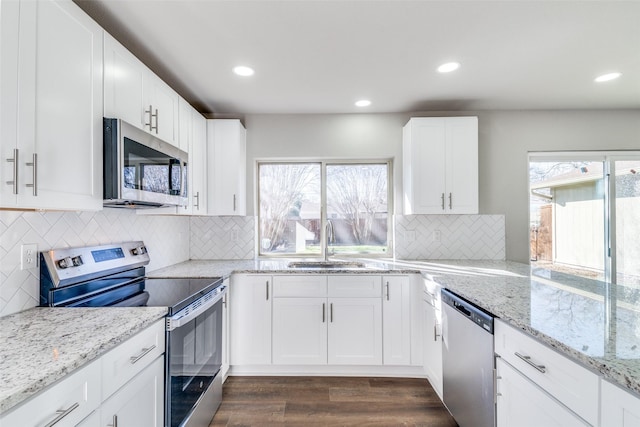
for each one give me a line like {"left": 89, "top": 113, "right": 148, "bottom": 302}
{"left": 207, "top": 119, "right": 246, "bottom": 216}
{"left": 190, "top": 109, "right": 208, "bottom": 215}
{"left": 1, "top": 0, "right": 103, "bottom": 210}
{"left": 104, "top": 32, "right": 180, "bottom": 148}
{"left": 403, "top": 117, "right": 478, "bottom": 214}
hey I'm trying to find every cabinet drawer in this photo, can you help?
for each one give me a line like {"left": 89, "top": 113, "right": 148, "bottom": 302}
{"left": 102, "top": 319, "right": 165, "bottom": 399}
{"left": 0, "top": 359, "right": 100, "bottom": 427}
{"left": 328, "top": 275, "right": 381, "bottom": 297}
{"left": 494, "top": 320, "right": 599, "bottom": 425}
{"left": 273, "top": 275, "right": 327, "bottom": 297}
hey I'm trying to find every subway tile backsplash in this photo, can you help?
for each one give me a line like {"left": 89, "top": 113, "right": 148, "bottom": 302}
{"left": 395, "top": 214, "right": 506, "bottom": 260}
{"left": 0, "top": 210, "right": 189, "bottom": 316}
{"left": 0, "top": 210, "right": 504, "bottom": 316}
{"left": 190, "top": 216, "right": 255, "bottom": 260}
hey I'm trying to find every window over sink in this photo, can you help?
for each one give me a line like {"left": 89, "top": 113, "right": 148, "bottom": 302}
{"left": 258, "top": 161, "right": 391, "bottom": 257}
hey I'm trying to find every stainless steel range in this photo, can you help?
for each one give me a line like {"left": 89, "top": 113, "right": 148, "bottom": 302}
{"left": 40, "top": 241, "right": 226, "bottom": 427}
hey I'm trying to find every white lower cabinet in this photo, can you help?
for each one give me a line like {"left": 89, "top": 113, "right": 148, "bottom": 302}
{"left": 273, "top": 297, "right": 328, "bottom": 365}
{"left": 494, "top": 319, "right": 599, "bottom": 426}
{"left": 229, "top": 275, "right": 272, "bottom": 365}
{"left": 422, "top": 282, "right": 443, "bottom": 398}
{"left": 0, "top": 359, "right": 101, "bottom": 427}
{"left": 601, "top": 380, "right": 640, "bottom": 427}
{"left": 0, "top": 319, "right": 165, "bottom": 427}
{"left": 271, "top": 275, "right": 382, "bottom": 366}
{"left": 100, "top": 356, "right": 164, "bottom": 427}
{"left": 328, "top": 297, "right": 382, "bottom": 365}
{"left": 382, "top": 275, "right": 411, "bottom": 365}
{"left": 496, "top": 357, "right": 589, "bottom": 427}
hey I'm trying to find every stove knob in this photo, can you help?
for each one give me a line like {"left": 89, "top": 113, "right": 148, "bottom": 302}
{"left": 72, "top": 256, "right": 83, "bottom": 267}
{"left": 131, "top": 246, "right": 147, "bottom": 256}
{"left": 57, "top": 257, "right": 73, "bottom": 269}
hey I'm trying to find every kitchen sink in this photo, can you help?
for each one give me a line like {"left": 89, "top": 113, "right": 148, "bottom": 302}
{"left": 287, "top": 261, "right": 367, "bottom": 269}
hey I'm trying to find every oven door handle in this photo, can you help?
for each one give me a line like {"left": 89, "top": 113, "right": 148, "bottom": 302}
{"left": 166, "top": 286, "right": 227, "bottom": 331}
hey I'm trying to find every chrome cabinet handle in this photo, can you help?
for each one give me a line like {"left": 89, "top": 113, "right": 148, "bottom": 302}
{"left": 25, "top": 152, "right": 37, "bottom": 196}
{"left": 434, "top": 324, "right": 440, "bottom": 341}
{"left": 322, "top": 303, "right": 326, "bottom": 323}
{"left": 448, "top": 192, "right": 452, "bottom": 209}
{"left": 6, "top": 148, "right": 18, "bottom": 194}
{"left": 145, "top": 105, "right": 158, "bottom": 133}
{"left": 440, "top": 193, "right": 445, "bottom": 210}
{"left": 130, "top": 345, "right": 156, "bottom": 364}
{"left": 107, "top": 414, "right": 118, "bottom": 427}
{"left": 233, "top": 194, "right": 237, "bottom": 211}
{"left": 43, "top": 402, "right": 79, "bottom": 427}
{"left": 266, "top": 280, "right": 269, "bottom": 300}
{"left": 386, "top": 282, "right": 390, "bottom": 300}
{"left": 330, "top": 303, "right": 333, "bottom": 322}
{"left": 193, "top": 191, "right": 200, "bottom": 209}
{"left": 515, "top": 352, "right": 546, "bottom": 373}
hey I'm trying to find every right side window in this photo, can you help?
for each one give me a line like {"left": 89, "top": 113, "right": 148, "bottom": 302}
{"left": 529, "top": 153, "right": 640, "bottom": 287}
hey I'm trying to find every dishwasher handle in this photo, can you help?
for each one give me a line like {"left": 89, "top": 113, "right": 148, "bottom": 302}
{"left": 453, "top": 300, "right": 472, "bottom": 317}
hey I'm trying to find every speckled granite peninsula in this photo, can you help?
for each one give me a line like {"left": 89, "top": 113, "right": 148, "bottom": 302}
{"left": 0, "top": 307, "right": 167, "bottom": 414}
{"left": 149, "top": 258, "right": 640, "bottom": 396}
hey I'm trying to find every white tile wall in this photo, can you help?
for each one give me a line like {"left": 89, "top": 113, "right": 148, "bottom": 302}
{"left": 395, "top": 214, "right": 506, "bottom": 260}
{"left": 0, "top": 209, "right": 190, "bottom": 316}
{"left": 190, "top": 216, "right": 255, "bottom": 260}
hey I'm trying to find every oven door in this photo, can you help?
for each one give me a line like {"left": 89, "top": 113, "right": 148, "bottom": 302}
{"left": 166, "top": 287, "right": 226, "bottom": 427}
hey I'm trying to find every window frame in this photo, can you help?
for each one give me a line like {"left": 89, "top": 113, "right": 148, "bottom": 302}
{"left": 256, "top": 158, "right": 394, "bottom": 258}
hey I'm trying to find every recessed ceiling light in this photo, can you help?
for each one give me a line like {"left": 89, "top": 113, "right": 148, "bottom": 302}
{"left": 355, "top": 99, "right": 371, "bottom": 107}
{"left": 437, "top": 62, "right": 460, "bottom": 73}
{"left": 594, "top": 72, "right": 621, "bottom": 82}
{"left": 233, "top": 66, "right": 254, "bottom": 77}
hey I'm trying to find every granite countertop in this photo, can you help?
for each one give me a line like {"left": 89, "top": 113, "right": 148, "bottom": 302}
{"left": 0, "top": 307, "right": 167, "bottom": 415}
{"left": 146, "top": 258, "right": 421, "bottom": 279}
{"left": 149, "top": 258, "right": 640, "bottom": 396}
{"left": 411, "top": 259, "right": 640, "bottom": 396}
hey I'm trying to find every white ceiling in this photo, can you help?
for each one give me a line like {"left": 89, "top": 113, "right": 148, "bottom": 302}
{"left": 75, "top": 0, "right": 640, "bottom": 115}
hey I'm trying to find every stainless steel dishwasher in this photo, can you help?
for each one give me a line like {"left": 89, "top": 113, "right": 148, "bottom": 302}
{"left": 441, "top": 288, "right": 495, "bottom": 427}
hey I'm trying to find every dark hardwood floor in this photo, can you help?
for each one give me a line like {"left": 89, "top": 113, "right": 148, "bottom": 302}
{"left": 210, "top": 376, "right": 457, "bottom": 426}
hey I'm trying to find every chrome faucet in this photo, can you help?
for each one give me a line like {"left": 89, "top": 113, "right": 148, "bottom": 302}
{"left": 324, "top": 220, "right": 335, "bottom": 261}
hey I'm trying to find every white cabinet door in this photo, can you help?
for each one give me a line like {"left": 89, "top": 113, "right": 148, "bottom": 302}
{"left": 100, "top": 356, "right": 164, "bottom": 427}
{"left": 0, "top": 0, "right": 20, "bottom": 207}
{"left": 146, "top": 73, "right": 179, "bottom": 147}
{"left": 403, "top": 117, "right": 478, "bottom": 214}
{"left": 4, "top": 0, "right": 103, "bottom": 210}
{"left": 496, "top": 358, "right": 589, "bottom": 427}
{"left": 229, "top": 275, "right": 272, "bottom": 365}
{"left": 601, "top": 380, "right": 640, "bottom": 427}
{"left": 273, "top": 297, "right": 328, "bottom": 365}
{"left": 423, "top": 293, "right": 443, "bottom": 398}
{"left": 207, "top": 119, "right": 246, "bottom": 215}
{"left": 190, "top": 110, "right": 208, "bottom": 215}
{"left": 445, "top": 117, "right": 479, "bottom": 214}
{"left": 104, "top": 32, "right": 179, "bottom": 148}
{"left": 221, "top": 279, "right": 230, "bottom": 380}
{"left": 104, "top": 32, "right": 146, "bottom": 130}
{"left": 382, "top": 276, "right": 411, "bottom": 366}
{"left": 328, "top": 297, "right": 382, "bottom": 365}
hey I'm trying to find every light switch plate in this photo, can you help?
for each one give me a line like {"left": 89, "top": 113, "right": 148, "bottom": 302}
{"left": 21, "top": 244, "right": 38, "bottom": 270}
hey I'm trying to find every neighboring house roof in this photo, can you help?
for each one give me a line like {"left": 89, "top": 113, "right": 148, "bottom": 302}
{"left": 531, "top": 162, "right": 640, "bottom": 190}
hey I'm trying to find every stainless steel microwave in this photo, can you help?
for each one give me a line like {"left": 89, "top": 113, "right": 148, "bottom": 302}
{"left": 103, "top": 118, "right": 188, "bottom": 208}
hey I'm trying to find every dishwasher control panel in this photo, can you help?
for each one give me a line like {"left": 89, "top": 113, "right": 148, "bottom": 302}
{"left": 442, "top": 288, "right": 494, "bottom": 334}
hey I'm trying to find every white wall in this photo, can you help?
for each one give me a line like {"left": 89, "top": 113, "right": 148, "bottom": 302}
{"left": 244, "top": 110, "right": 640, "bottom": 262}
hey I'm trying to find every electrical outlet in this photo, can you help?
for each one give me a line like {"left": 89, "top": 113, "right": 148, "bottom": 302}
{"left": 231, "top": 229, "right": 239, "bottom": 242}
{"left": 433, "top": 229, "right": 442, "bottom": 243}
{"left": 405, "top": 230, "right": 416, "bottom": 242}
{"left": 21, "top": 244, "right": 38, "bottom": 270}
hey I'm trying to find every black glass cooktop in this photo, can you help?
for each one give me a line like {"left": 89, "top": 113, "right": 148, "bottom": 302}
{"left": 144, "top": 277, "right": 223, "bottom": 315}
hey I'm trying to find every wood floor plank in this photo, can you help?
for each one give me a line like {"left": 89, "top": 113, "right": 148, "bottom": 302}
{"left": 210, "top": 376, "right": 457, "bottom": 427}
